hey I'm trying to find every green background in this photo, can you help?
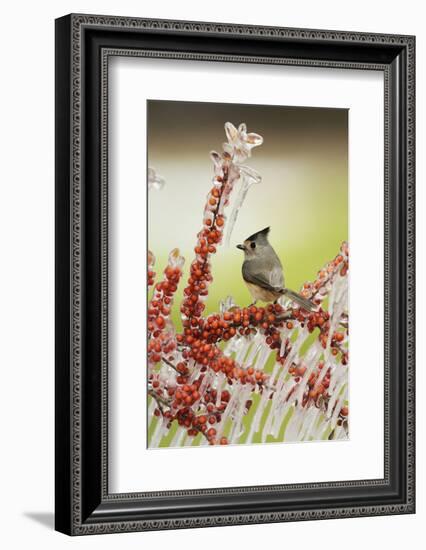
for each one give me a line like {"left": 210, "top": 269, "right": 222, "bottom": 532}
{"left": 148, "top": 100, "right": 348, "bottom": 332}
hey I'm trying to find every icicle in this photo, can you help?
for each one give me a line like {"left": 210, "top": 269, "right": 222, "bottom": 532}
{"left": 229, "top": 385, "right": 252, "bottom": 444}
{"left": 299, "top": 405, "right": 321, "bottom": 441}
{"left": 270, "top": 384, "right": 293, "bottom": 438}
{"left": 285, "top": 408, "right": 305, "bottom": 441}
{"left": 327, "top": 368, "right": 348, "bottom": 417}
{"left": 233, "top": 338, "right": 250, "bottom": 364}
{"left": 262, "top": 362, "right": 288, "bottom": 439}
{"left": 220, "top": 295, "right": 236, "bottom": 314}
{"left": 215, "top": 372, "right": 225, "bottom": 408}
{"left": 150, "top": 418, "right": 168, "bottom": 448}
{"left": 253, "top": 342, "right": 273, "bottom": 373}
{"left": 244, "top": 332, "right": 263, "bottom": 367}
{"left": 216, "top": 383, "right": 242, "bottom": 440}
{"left": 170, "top": 426, "right": 186, "bottom": 448}
{"left": 224, "top": 165, "right": 261, "bottom": 248}
{"left": 247, "top": 386, "right": 272, "bottom": 444}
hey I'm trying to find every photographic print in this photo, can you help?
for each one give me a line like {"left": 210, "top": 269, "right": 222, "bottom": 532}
{"left": 147, "top": 100, "right": 349, "bottom": 449}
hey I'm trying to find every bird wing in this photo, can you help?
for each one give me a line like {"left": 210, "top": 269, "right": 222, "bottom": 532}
{"left": 242, "top": 262, "right": 284, "bottom": 292}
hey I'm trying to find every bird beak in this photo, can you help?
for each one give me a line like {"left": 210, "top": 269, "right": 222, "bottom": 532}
{"left": 236, "top": 244, "right": 245, "bottom": 251}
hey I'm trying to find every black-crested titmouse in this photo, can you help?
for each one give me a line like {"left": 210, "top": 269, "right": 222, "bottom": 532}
{"left": 237, "top": 227, "right": 315, "bottom": 311}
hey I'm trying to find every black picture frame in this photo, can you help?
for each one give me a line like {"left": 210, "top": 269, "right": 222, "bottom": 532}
{"left": 55, "top": 13, "right": 415, "bottom": 535}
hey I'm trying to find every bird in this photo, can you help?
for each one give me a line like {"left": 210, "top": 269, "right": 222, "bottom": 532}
{"left": 236, "top": 227, "right": 315, "bottom": 311}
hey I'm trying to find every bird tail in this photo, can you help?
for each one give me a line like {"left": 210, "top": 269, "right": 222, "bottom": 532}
{"left": 281, "top": 288, "right": 315, "bottom": 312}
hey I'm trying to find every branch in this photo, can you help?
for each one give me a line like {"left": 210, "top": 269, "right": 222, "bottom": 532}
{"left": 148, "top": 389, "right": 171, "bottom": 411}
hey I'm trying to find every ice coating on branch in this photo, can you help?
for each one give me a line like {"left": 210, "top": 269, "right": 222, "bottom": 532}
{"left": 220, "top": 295, "right": 237, "bottom": 314}
{"left": 222, "top": 122, "right": 263, "bottom": 164}
{"left": 179, "top": 123, "right": 262, "bottom": 325}
{"left": 148, "top": 166, "right": 165, "bottom": 190}
{"left": 224, "top": 165, "right": 262, "bottom": 248}
{"left": 210, "top": 151, "right": 224, "bottom": 177}
{"left": 147, "top": 120, "right": 349, "bottom": 448}
{"left": 168, "top": 248, "right": 185, "bottom": 270}
{"left": 217, "top": 122, "right": 264, "bottom": 248}
{"left": 149, "top": 242, "right": 349, "bottom": 447}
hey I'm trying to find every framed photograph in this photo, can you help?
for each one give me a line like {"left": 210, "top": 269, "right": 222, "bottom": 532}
{"left": 55, "top": 14, "right": 415, "bottom": 535}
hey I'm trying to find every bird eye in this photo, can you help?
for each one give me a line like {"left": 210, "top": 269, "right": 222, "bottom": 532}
{"left": 250, "top": 242, "right": 256, "bottom": 249}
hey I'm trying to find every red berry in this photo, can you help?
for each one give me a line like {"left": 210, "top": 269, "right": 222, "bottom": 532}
{"left": 207, "top": 428, "right": 217, "bottom": 438}
{"left": 155, "top": 316, "right": 165, "bottom": 328}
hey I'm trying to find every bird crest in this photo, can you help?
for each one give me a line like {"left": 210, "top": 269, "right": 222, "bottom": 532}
{"left": 246, "top": 226, "right": 270, "bottom": 242}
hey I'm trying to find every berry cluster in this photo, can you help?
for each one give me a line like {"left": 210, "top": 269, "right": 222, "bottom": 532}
{"left": 169, "top": 382, "right": 232, "bottom": 445}
{"left": 304, "top": 242, "right": 349, "bottom": 306}
{"left": 180, "top": 154, "right": 236, "bottom": 322}
{"left": 147, "top": 248, "right": 184, "bottom": 365}
{"left": 148, "top": 242, "right": 349, "bottom": 444}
